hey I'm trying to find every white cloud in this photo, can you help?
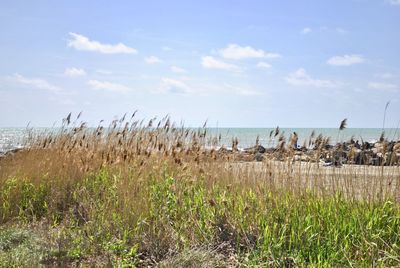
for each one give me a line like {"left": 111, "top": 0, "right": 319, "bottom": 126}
{"left": 327, "top": 54, "right": 365, "bottom": 66}
{"left": 257, "top": 62, "right": 272, "bottom": 69}
{"left": 286, "top": 68, "right": 336, "bottom": 88}
{"left": 219, "top": 44, "right": 280, "bottom": 60}
{"left": 12, "top": 73, "right": 61, "bottom": 92}
{"left": 336, "top": 28, "right": 348, "bottom": 34}
{"left": 301, "top": 27, "right": 312, "bottom": 34}
{"left": 170, "top": 66, "right": 186, "bottom": 73}
{"left": 201, "top": 56, "right": 240, "bottom": 72}
{"left": 155, "top": 78, "right": 261, "bottom": 96}
{"left": 88, "top": 80, "right": 131, "bottom": 93}
{"left": 387, "top": 0, "right": 400, "bottom": 5}
{"left": 368, "top": 82, "right": 398, "bottom": 91}
{"left": 158, "top": 78, "right": 191, "bottom": 94}
{"left": 376, "top": 73, "right": 395, "bottom": 79}
{"left": 162, "top": 46, "right": 172, "bottom": 51}
{"left": 64, "top": 67, "right": 86, "bottom": 77}
{"left": 68, "top": 32, "right": 137, "bottom": 54}
{"left": 145, "top": 56, "right": 162, "bottom": 64}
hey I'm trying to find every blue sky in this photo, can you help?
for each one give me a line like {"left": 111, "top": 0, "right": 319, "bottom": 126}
{"left": 0, "top": 0, "right": 399, "bottom": 127}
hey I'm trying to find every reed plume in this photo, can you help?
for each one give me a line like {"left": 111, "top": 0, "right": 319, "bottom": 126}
{"left": 339, "top": 118, "right": 347, "bottom": 131}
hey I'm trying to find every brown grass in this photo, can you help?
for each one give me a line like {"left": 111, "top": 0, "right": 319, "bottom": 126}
{"left": 1, "top": 114, "right": 399, "bottom": 205}
{"left": 1, "top": 114, "right": 400, "bottom": 266}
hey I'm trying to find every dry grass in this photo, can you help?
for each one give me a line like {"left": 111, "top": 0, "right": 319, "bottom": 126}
{"left": 1, "top": 114, "right": 400, "bottom": 266}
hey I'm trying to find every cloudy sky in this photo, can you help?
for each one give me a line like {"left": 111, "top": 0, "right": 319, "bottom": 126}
{"left": 0, "top": 0, "right": 399, "bottom": 127}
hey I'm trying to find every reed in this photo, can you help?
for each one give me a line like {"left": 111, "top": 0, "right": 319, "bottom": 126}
{"left": 0, "top": 114, "right": 399, "bottom": 267}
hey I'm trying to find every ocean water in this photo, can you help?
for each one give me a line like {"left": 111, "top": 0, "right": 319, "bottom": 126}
{"left": 207, "top": 128, "right": 400, "bottom": 148}
{"left": 0, "top": 128, "right": 26, "bottom": 154}
{"left": 1, "top": 127, "right": 399, "bottom": 154}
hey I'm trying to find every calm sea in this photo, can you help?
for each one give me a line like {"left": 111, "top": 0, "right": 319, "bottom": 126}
{"left": 1, "top": 127, "right": 399, "bottom": 153}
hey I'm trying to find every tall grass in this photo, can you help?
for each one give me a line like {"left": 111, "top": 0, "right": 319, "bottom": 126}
{"left": 0, "top": 114, "right": 399, "bottom": 267}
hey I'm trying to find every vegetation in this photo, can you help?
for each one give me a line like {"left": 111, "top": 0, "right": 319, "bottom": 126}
{"left": 0, "top": 114, "right": 399, "bottom": 267}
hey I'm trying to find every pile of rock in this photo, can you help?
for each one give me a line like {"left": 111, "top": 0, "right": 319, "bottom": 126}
{"left": 217, "top": 139, "right": 400, "bottom": 166}
{"left": 0, "top": 147, "right": 23, "bottom": 159}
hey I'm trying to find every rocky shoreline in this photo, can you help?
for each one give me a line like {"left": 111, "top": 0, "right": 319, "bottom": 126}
{"left": 0, "top": 147, "right": 23, "bottom": 158}
{"left": 219, "top": 138, "right": 400, "bottom": 166}
{"left": 2, "top": 137, "right": 400, "bottom": 167}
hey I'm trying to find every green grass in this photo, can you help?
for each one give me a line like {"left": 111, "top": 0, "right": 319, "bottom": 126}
{"left": 1, "top": 168, "right": 400, "bottom": 267}
{"left": 0, "top": 226, "right": 51, "bottom": 267}
{"left": 0, "top": 116, "right": 399, "bottom": 266}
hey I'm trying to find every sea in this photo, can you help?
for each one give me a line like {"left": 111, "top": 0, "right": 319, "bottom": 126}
{"left": 1, "top": 127, "right": 399, "bottom": 154}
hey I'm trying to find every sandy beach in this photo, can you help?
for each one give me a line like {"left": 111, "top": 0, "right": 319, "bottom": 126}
{"left": 227, "top": 160, "right": 400, "bottom": 200}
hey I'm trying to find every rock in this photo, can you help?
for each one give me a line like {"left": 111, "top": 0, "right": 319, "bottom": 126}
{"left": 294, "top": 154, "right": 311, "bottom": 162}
{"left": 348, "top": 147, "right": 361, "bottom": 163}
{"left": 254, "top": 153, "right": 264, "bottom": 161}
{"left": 218, "top": 147, "right": 232, "bottom": 154}
{"left": 374, "top": 142, "right": 387, "bottom": 154}
{"left": 364, "top": 142, "right": 373, "bottom": 150}
{"left": 324, "top": 144, "right": 333, "bottom": 150}
{"left": 354, "top": 151, "right": 369, "bottom": 165}
{"left": 386, "top": 152, "right": 399, "bottom": 165}
{"left": 393, "top": 143, "right": 400, "bottom": 153}
{"left": 387, "top": 141, "right": 395, "bottom": 152}
{"left": 323, "top": 161, "right": 333, "bottom": 167}
{"left": 1, "top": 147, "right": 23, "bottom": 158}
{"left": 236, "top": 153, "right": 255, "bottom": 162}
{"left": 370, "top": 154, "right": 385, "bottom": 166}
{"left": 265, "top": 148, "right": 276, "bottom": 154}
{"left": 244, "top": 145, "right": 266, "bottom": 154}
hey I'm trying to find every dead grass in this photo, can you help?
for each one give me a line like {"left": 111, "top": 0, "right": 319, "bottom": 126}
{"left": 1, "top": 114, "right": 400, "bottom": 266}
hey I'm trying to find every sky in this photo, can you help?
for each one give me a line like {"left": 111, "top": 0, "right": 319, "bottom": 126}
{"left": 0, "top": 0, "right": 399, "bottom": 128}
